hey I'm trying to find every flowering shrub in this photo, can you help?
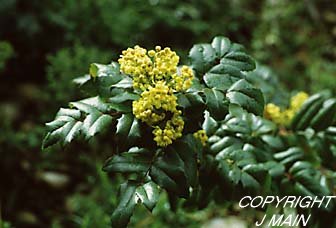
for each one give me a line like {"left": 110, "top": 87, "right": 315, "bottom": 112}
{"left": 43, "top": 37, "right": 336, "bottom": 227}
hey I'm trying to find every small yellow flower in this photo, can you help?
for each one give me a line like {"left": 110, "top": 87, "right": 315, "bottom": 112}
{"left": 290, "top": 92, "right": 309, "bottom": 112}
{"left": 148, "top": 50, "right": 155, "bottom": 57}
{"left": 264, "top": 103, "right": 282, "bottom": 124}
{"left": 193, "top": 130, "right": 208, "bottom": 146}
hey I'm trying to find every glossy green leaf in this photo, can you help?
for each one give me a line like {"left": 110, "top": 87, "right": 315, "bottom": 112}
{"left": 310, "top": 98, "right": 336, "bottom": 131}
{"left": 220, "top": 51, "right": 255, "bottom": 72}
{"left": 150, "top": 151, "right": 189, "bottom": 198}
{"left": 203, "top": 68, "right": 244, "bottom": 91}
{"left": 189, "top": 44, "right": 216, "bottom": 75}
{"left": 77, "top": 62, "right": 124, "bottom": 97}
{"left": 202, "top": 111, "right": 218, "bottom": 135}
{"left": 102, "top": 148, "right": 152, "bottom": 173}
{"left": 167, "top": 135, "right": 200, "bottom": 187}
{"left": 109, "top": 91, "right": 139, "bottom": 103}
{"left": 43, "top": 97, "right": 113, "bottom": 148}
{"left": 222, "top": 111, "right": 276, "bottom": 136}
{"left": 89, "top": 62, "right": 122, "bottom": 78}
{"left": 112, "top": 76, "right": 133, "bottom": 89}
{"left": 226, "top": 79, "right": 264, "bottom": 115}
{"left": 211, "top": 36, "right": 231, "bottom": 58}
{"left": 211, "top": 36, "right": 255, "bottom": 71}
{"left": 111, "top": 181, "right": 160, "bottom": 228}
{"left": 203, "top": 88, "right": 228, "bottom": 120}
{"left": 116, "top": 113, "right": 141, "bottom": 140}
{"left": 274, "top": 147, "right": 304, "bottom": 165}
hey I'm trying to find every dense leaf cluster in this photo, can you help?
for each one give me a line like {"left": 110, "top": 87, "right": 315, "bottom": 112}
{"left": 43, "top": 37, "right": 336, "bottom": 227}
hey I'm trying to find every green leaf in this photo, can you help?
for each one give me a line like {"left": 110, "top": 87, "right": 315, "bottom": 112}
{"left": 265, "top": 161, "right": 285, "bottom": 177}
{"left": 102, "top": 147, "right": 152, "bottom": 173}
{"left": 109, "top": 102, "right": 132, "bottom": 113}
{"left": 111, "top": 181, "right": 137, "bottom": 228}
{"left": 211, "top": 36, "right": 231, "bottom": 58}
{"left": 203, "top": 69, "right": 244, "bottom": 91}
{"left": 111, "top": 181, "right": 160, "bottom": 228}
{"left": 135, "top": 181, "right": 161, "bottom": 211}
{"left": 112, "top": 76, "right": 133, "bottom": 89}
{"left": 116, "top": 113, "right": 141, "bottom": 141}
{"left": 282, "top": 161, "right": 330, "bottom": 197}
{"left": 202, "top": 111, "right": 218, "bottom": 135}
{"left": 70, "top": 97, "right": 113, "bottom": 138}
{"left": 168, "top": 135, "right": 200, "bottom": 187}
{"left": 177, "top": 92, "right": 206, "bottom": 132}
{"left": 216, "top": 147, "right": 268, "bottom": 192}
{"left": 71, "top": 96, "right": 111, "bottom": 113}
{"left": 43, "top": 97, "right": 113, "bottom": 148}
{"left": 43, "top": 109, "right": 82, "bottom": 148}
{"left": 226, "top": 79, "right": 264, "bottom": 115}
{"left": 177, "top": 92, "right": 205, "bottom": 110}
{"left": 289, "top": 161, "right": 313, "bottom": 175}
{"left": 222, "top": 111, "right": 276, "bottom": 136}
{"left": 261, "top": 135, "right": 285, "bottom": 150}
{"left": 78, "top": 62, "right": 124, "bottom": 97}
{"left": 274, "top": 147, "right": 304, "bottom": 165}
{"left": 209, "top": 63, "right": 246, "bottom": 77}
{"left": 92, "top": 62, "right": 123, "bottom": 77}
{"left": 241, "top": 171, "right": 260, "bottom": 190}
{"left": 220, "top": 51, "right": 255, "bottom": 72}
{"left": 73, "top": 74, "right": 91, "bottom": 86}
{"left": 109, "top": 91, "right": 139, "bottom": 103}
{"left": 150, "top": 151, "right": 189, "bottom": 198}
{"left": 189, "top": 44, "right": 216, "bottom": 75}
{"left": 291, "top": 93, "right": 325, "bottom": 130}
{"left": 310, "top": 98, "right": 336, "bottom": 131}
{"left": 210, "top": 136, "right": 242, "bottom": 154}
{"left": 211, "top": 36, "right": 255, "bottom": 71}
{"left": 203, "top": 88, "right": 228, "bottom": 120}
{"left": 189, "top": 36, "right": 255, "bottom": 78}
{"left": 89, "top": 63, "right": 121, "bottom": 78}
{"left": 82, "top": 113, "right": 113, "bottom": 138}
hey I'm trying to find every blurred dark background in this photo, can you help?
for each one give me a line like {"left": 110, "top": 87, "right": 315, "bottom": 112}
{"left": 0, "top": 0, "right": 335, "bottom": 227}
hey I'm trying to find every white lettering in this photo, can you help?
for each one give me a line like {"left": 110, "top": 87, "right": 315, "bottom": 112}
{"left": 250, "top": 196, "right": 263, "bottom": 208}
{"left": 255, "top": 214, "right": 266, "bottom": 226}
{"left": 239, "top": 196, "right": 251, "bottom": 208}
{"left": 269, "top": 214, "right": 283, "bottom": 226}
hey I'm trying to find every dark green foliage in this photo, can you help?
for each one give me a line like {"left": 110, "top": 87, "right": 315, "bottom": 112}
{"left": 1, "top": 0, "right": 336, "bottom": 227}
{"left": 42, "top": 36, "right": 336, "bottom": 227}
{"left": 291, "top": 93, "right": 336, "bottom": 131}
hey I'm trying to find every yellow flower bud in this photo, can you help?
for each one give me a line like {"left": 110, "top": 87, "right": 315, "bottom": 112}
{"left": 193, "top": 130, "right": 208, "bottom": 146}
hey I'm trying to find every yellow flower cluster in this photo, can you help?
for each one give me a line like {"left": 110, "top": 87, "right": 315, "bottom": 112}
{"left": 132, "top": 82, "right": 184, "bottom": 147}
{"left": 170, "top": 66, "right": 194, "bottom": 91}
{"left": 133, "top": 82, "right": 179, "bottom": 125}
{"left": 119, "top": 45, "right": 194, "bottom": 147}
{"left": 264, "top": 103, "right": 282, "bottom": 124}
{"left": 264, "top": 92, "right": 309, "bottom": 126}
{"left": 153, "top": 115, "right": 184, "bottom": 147}
{"left": 118, "top": 45, "right": 152, "bottom": 91}
{"left": 193, "top": 130, "right": 208, "bottom": 146}
{"left": 118, "top": 45, "right": 193, "bottom": 92}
